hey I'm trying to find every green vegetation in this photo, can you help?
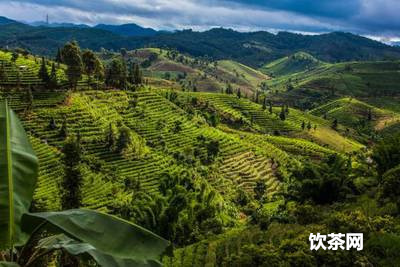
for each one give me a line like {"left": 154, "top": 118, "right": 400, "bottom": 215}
{"left": 0, "top": 101, "right": 169, "bottom": 266}
{"left": 260, "top": 52, "right": 324, "bottom": 77}
{"left": 1, "top": 39, "right": 400, "bottom": 266}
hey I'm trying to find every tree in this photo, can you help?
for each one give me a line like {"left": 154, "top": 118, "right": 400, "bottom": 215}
{"left": 11, "top": 51, "right": 19, "bottom": 62}
{"left": 106, "top": 58, "right": 127, "bottom": 89}
{"left": 128, "top": 63, "right": 142, "bottom": 85}
{"left": 106, "top": 123, "right": 116, "bottom": 151}
{"left": 38, "top": 57, "right": 50, "bottom": 86}
{"left": 49, "top": 63, "right": 58, "bottom": 89}
{"left": 254, "top": 181, "right": 266, "bottom": 201}
{"left": 120, "top": 48, "right": 128, "bottom": 58}
{"left": 307, "top": 122, "right": 312, "bottom": 131}
{"left": 225, "top": 83, "right": 233, "bottom": 94}
{"left": 48, "top": 117, "right": 57, "bottom": 130}
{"left": 367, "top": 108, "right": 372, "bottom": 121}
{"left": 82, "top": 49, "right": 103, "bottom": 86}
{"left": 56, "top": 47, "right": 63, "bottom": 63}
{"left": 301, "top": 121, "right": 305, "bottom": 130}
{"left": 0, "top": 62, "right": 7, "bottom": 82}
{"left": 287, "top": 83, "right": 294, "bottom": 91}
{"left": 254, "top": 91, "right": 260, "bottom": 103}
{"left": 117, "top": 126, "right": 131, "bottom": 153}
{"left": 209, "top": 112, "right": 220, "bottom": 127}
{"left": 15, "top": 70, "right": 21, "bottom": 90}
{"left": 25, "top": 86, "right": 34, "bottom": 111}
{"left": 279, "top": 105, "right": 286, "bottom": 121}
{"left": 289, "top": 154, "right": 353, "bottom": 204}
{"left": 61, "top": 135, "right": 82, "bottom": 209}
{"left": 379, "top": 165, "right": 400, "bottom": 213}
{"left": 206, "top": 140, "right": 220, "bottom": 161}
{"left": 285, "top": 104, "right": 289, "bottom": 114}
{"left": 59, "top": 116, "right": 68, "bottom": 138}
{"left": 262, "top": 97, "right": 267, "bottom": 110}
{"left": 269, "top": 101, "right": 273, "bottom": 114}
{"left": 61, "top": 41, "right": 83, "bottom": 90}
{"left": 237, "top": 88, "right": 241, "bottom": 99}
{"left": 332, "top": 118, "right": 338, "bottom": 130}
{"left": 372, "top": 134, "right": 400, "bottom": 177}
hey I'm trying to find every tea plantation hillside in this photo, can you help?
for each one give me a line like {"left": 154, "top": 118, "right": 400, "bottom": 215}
{"left": 260, "top": 52, "right": 325, "bottom": 77}
{"left": 100, "top": 48, "right": 270, "bottom": 96}
{"left": 0, "top": 50, "right": 89, "bottom": 89}
{"left": 172, "top": 92, "right": 363, "bottom": 152}
{"left": 1, "top": 44, "right": 400, "bottom": 266}
{"left": 310, "top": 97, "right": 400, "bottom": 136}
{"left": 264, "top": 58, "right": 400, "bottom": 110}
{"left": 0, "top": 88, "right": 308, "bottom": 209}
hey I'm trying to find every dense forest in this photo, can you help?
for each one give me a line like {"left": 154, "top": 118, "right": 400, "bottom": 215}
{"left": 0, "top": 27, "right": 400, "bottom": 267}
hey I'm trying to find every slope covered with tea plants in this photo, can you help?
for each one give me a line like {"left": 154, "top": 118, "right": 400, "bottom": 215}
{"left": 1, "top": 41, "right": 400, "bottom": 266}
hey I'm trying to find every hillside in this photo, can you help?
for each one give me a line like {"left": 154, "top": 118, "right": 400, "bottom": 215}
{"left": 265, "top": 60, "right": 400, "bottom": 110}
{"left": 105, "top": 48, "right": 269, "bottom": 95}
{"left": 310, "top": 98, "right": 400, "bottom": 133}
{"left": 260, "top": 52, "right": 324, "bottom": 76}
{"left": 1, "top": 39, "right": 400, "bottom": 266}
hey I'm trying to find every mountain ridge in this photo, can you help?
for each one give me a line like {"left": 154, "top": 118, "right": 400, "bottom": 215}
{"left": 1, "top": 16, "right": 400, "bottom": 67}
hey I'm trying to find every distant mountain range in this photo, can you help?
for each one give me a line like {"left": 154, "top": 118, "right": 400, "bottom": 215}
{"left": 29, "top": 21, "right": 90, "bottom": 29}
{"left": 94, "top": 23, "right": 158, "bottom": 37}
{"left": 390, "top": 41, "right": 400, "bottom": 47}
{"left": 0, "top": 16, "right": 17, "bottom": 25}
{"left": 27, "top": 20, "right": 159, "bottom": 37}
{"left": 1, "top": 16, "right": 400, "bottom": 67}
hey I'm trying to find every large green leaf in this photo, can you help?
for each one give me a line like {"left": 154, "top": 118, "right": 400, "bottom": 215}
{"left": 23, "top": 209, "right": 170, "bottom": 266}
{"left": 0, "top": 262, "right": 20, "bottom": 267}
{"left": 0, "top": 101, "right": 38, "bottom": 249}
{"left": 37, "top": 234, "right": 162, "bottom": 267}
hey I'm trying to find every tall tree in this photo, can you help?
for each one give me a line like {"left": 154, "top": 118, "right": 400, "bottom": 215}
{"left": 15, "top": 70, "right": 21, "bottom": 90}
{"left": 106, "top": 58, "right": 127, "bottom": 89}
{"left": 61, "top": 41, "right": 83, "bottom": 90}
{"left": 128, "top": 63, "right": 142, "bottom": 85}
{"left": 332, "top": 118, "right": 338, "bottom": 130}
{"left": 82, "top": 49, "right": 103, "bottom": 87}
{"left": 225, "top": 83, "right": 233, "bottom": 94}
{"left": 38, "top": 57, "right": 50, "bottom": 86}
{"left": 11, "top": 52, "right": 19, "bottom": 62}
{"left": 0, "top": 62, "right": 7, "bottom": 82}
{"left": 25, "top": 86, "right": 34, "bottom": 111}
{"left": 49, "top": 63, "right": 58, "bottom": 90}
{"left": 279, "top": 105, "right": 286, "bottom": 121}
{"left": 61, "top": 135, "right": 83, "bottom": 209}
{"left": 117, "top": 126, "right": 131, "bottom": 153}
{"left": 106, "top": 123, "right": 116, "bottom": 151}
{"left": 59, "top": 116, "right": 68, "bottom": 139}
{"left": 56, "top": 47, "right": 63, "bottom": 63}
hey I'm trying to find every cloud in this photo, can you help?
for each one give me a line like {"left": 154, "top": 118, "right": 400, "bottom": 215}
{"left": 0, "top": 0, "right": 399, "bottom": 39}
{"left": 224, "top": 0, "right": 362, "bottom": 19}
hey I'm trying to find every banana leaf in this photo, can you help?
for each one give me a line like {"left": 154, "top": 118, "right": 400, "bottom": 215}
{"left": 0, "top": 101, "right": 38, "bottom": 249}
{"left": 23, "top": 209, "right": 170, "bottom": 266}
{"left": 0, "top": 262, "right": 20, "bottom": 267}
{"left": 37, "top": 234, "right": 162, "bottom": 267}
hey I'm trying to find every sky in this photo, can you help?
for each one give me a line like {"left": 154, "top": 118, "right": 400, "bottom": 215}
{"left": 0, "top": 0, "right": 399, "bottom": 42}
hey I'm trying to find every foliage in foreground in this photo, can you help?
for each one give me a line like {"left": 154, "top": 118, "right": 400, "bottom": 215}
{"left": 0, "top": 101, "right": 169, "bottom": 266}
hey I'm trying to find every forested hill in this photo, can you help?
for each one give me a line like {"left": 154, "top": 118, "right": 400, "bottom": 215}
{"left": 1, "top": 17, "right": 400, "bottom": 66}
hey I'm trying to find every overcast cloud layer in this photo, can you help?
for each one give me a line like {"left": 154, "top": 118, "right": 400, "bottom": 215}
{"left": 0, "top": 0, "right": 399, "bottom": 40}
